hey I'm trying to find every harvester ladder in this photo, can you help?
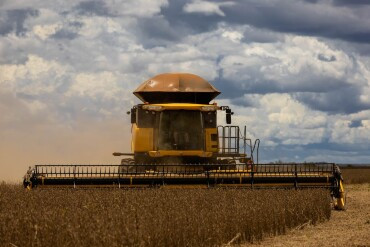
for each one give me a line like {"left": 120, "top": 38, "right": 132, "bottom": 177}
{"left": 217, "top": 126, "right": 260, "bottom": 164}
{"left": 218, "top": 126, "right": 240, "bottom": 155}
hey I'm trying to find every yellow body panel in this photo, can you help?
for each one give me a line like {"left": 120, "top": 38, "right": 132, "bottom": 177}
{"left": 131, "top": 124, "right": 153, "bottom": 152}
{"left": 205, "top": 128, "right": 218, "bottom": 152}
{"left": 335, "top": 180, "right": 345, "bottom": 210}
{"left": 148, "top": 150, "right": 213, "bottom": 157}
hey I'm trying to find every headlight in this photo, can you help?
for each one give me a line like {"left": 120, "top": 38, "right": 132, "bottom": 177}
{"left": 142, "top": 105, "right": 163, "bottom": 111}
{"left": 200, "top": 105, "right": 218, "bottom": 111}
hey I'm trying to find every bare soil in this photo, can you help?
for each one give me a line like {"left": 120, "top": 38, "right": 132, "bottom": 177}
{"left": 243, "top": 184, "right": 370, "bottom": 247}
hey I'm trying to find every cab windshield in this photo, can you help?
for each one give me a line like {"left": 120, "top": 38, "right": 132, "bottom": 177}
{"left": 158, "top": 110, "right": 203, "bottom": 150}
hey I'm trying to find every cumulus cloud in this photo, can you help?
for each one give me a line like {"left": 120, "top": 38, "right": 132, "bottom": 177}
{"left": 224, "top": 93, "right": 370, "bottom": 162}
{"left": 0, "top": 54, "right": 68, "bottom": 95}
{"left": 227, "top": 94, "right": 329, "bottom": 145}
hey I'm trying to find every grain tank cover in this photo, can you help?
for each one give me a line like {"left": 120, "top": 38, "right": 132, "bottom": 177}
{"left": 133, "top": 73, "right": 220, "bottom": 104}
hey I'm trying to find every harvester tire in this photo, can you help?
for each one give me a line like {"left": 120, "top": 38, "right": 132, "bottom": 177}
{"left": 120, "top": 158, "right": 149, "bottom": 173}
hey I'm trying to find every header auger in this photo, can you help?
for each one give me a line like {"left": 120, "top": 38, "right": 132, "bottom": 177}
{"left": 23, "top": 73, "right": 345, "bottom": 210}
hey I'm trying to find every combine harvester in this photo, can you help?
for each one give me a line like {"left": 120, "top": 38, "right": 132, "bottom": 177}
{"left": 23, "top": 73, "right": 345, "bottom": 210}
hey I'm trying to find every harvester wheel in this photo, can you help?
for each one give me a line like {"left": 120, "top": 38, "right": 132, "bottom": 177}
{"left": 215, "top": 159, "right": 237, "bottom": 170}
{"left": 120, "top": 158, "right": 134, "bottom": 173}
{"left": 23, "top": 179, "right": 32, "bottom": 190}
{"left": 120, "top": 158, "right": 148, "bottom": 173}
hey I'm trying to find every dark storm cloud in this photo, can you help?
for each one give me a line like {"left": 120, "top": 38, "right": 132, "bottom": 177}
{"left": 0, "top": 45, "right": 28, "bottom": 64}
{"left": 159, "top": 0, "right": 370, "bottom": 44}
{"left": 349, "top": 120, "right": 363, "bottom": 128}
{"left": 332, "top": 0, "right": 370, "bottom": 6}
{"left": 294, "top": 86, "right": 370, "bottom": 114}
{"left": 213, "top": 68, "right": 284, "bottom": 100}
{"left": 69, "top": 21, "right": 84, "bottom": 28}
{"left": 214, "top": 66, "right": 368, "bottom": 115}
{"left": 318, "top": 54, "right": 336, "bottom": 62}
{"left": 51, "top": 29, "right": 79, "bottom": 40}
{"left": 160, "top": 0, "right": 221, "bottom": 34}
{"left": 135, "top": 16, "right": 180, "bottom": 48}
{"left": 230, "top": 96, "right": 257, "bottom": 108}
{"left": 213, "top": 67, "right": 350, "bottom": 100}
{"left": 302, "top": 0, "right": 320, "bottom": 3}
{"left": 303, "top": 141, "right": 370, "bottom": 158}
{"left": 51, "top": 21, "right": 83, "bottom": 40}
{"left": 301, "top": 0, "right": 370, "bottom": 5}
{"left": 342, "top": 42, "right": 370, "bottom": 56}
{"left": 213, "top": 71, "right": 285, "bottom": 99}
{"left": 253, "top": 76, "right": 348, "bottom": 95}
{"left": 76, "top": 0, "right": 113, "bottom": 17}
{"left": 223, "top": 1, "right": 370, "bottom": 44}
{"left": 213, "top": 77, "right": 278, "bottom": 98}
{"left": 0, "top": 8, "right": 39, "bottom": 36}
{"left": 212, "top": 69, "right": 247, "bottom": 99}
{"left": 242, "top": 27, "right": 284, "bottom": 43}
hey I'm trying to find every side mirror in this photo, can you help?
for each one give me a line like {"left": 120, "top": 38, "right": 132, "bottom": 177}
{"left": 130, "top": 108, "right": 136, "bottom": 124}
{"left": 226, "top": 108, "right": 233, "bottom": 124}
{"left": 226, "top": 113, "right": 231, "bottom": 124}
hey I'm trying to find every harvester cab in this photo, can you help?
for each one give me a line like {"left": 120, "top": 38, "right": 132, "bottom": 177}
{"left": 114, "top": 73, "right": 256, "bottom": 169}
{"left": 23, "top": 73, "right": 345, "bottom": 210}
{"left": 121, "top": 103, "right": 247, "bottom": 166}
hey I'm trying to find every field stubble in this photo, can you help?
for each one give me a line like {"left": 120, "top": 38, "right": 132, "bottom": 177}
{"left": 245, "top": 183, "right": 370, "bottom": 247}
{"left": 0, "top": 184, "right": 331, "bottom": 247}
{"left": 341, "top": 167, "right": 370, "bottom": 184}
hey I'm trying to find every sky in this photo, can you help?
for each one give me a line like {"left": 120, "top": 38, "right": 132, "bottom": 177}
{"left": 1, "top": 0, "right": 370, "bottom": 181}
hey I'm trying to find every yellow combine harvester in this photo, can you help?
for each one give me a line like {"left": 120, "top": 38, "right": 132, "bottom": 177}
{"left": 23, "top": 73, "right": 345, "bottom": 210}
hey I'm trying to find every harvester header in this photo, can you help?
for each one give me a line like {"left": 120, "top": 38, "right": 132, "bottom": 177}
{"left": 23, "top": 72, "right": 345, "bottom": 210}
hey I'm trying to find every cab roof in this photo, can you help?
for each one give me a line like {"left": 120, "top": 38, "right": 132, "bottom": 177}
{"left": 133, "top": 73, "right": 220, "bottom": 104}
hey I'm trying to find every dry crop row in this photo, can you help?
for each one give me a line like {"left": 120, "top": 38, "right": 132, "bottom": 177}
{"left": 340, "top": 167, "right": 370, "bottom": 184}
{"left": 0, "top": 184, "right": 331, "bottom": 247}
